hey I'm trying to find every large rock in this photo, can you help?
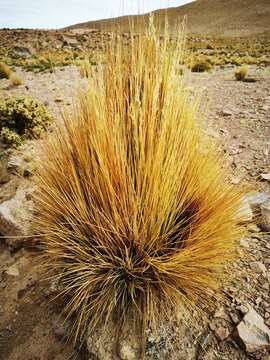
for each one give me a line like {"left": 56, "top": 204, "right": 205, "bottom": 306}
{"left": 239, "top": 192, "right": 269, "bottom": 223}
{"left": 0, "top": 185, "right": 34, "bottom": 251}
{"left": 235, "top": 305, "right": 270, "bottom": 356}
{"left": 12, "top": 45, "right": 34, "bottom": 59}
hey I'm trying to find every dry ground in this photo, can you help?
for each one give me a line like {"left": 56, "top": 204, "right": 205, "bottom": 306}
{"left": 0, "top": 64, "right": 270, "bottom": 360}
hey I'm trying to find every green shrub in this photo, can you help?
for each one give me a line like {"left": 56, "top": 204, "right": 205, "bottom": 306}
{"left": 191, "top": 60, "right": 212, "bottom": 73}
{"left": 234, "top": 66, "right": 248, "bottom": 81}
{"left": 0, "top": 127, "right": 22, "bottom": 147}
{"left": 0, "top": 96, "right": 53, "bottom": 147}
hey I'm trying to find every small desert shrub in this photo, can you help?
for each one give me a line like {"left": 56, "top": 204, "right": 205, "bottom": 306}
{"left": 191, "top": 60, "right": 212, "bottom": 72}
{"left": 0, "top": 62, "right": 12, "bottom": 79}
{"left": 231, "top": 56, "right": 242, "bottom": 66}
{"left": 33, "top": 19, "right": 246, "bottom": 355}
{"left": 0, "top": 127, "right": 22, "bottom": 147}
{"left": 0, "top": 96, "right": 52, "bottom": 147}
{"left": 234, "top": 66, "right": 248, "bottom": 81}
{"left": 9, "top": 73, "right": 22, "bottom": 86}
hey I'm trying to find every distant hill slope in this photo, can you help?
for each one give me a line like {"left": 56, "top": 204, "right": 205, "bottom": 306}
{"left": 65, "top": 0, "right": 270, "bottom": 38}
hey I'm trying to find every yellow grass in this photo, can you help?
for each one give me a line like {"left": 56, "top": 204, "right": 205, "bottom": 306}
{"left": 9, "top": 73, "right": 22, "bottom": 86}
{"left": 0, "top": 62, "right": 12, "bottom": 79}
{"left": 79, "top": 59, "right": 90, "bottom": 78}
{"left": 234, "top": 66, "right": 248, "bottom": 81}
{"left": 33, "top": 18, "right": 247, "bottom": 355}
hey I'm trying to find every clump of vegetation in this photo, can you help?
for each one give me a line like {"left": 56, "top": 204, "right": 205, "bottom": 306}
{"left": 9, "top": 73, "right": 22, "bottom": 86}
{"left": 0, "top": 96, "right": 53, "bottom": 146}
{"left": 33, "top": 20, "right": 247, "bottom": 355}
{"left": 79, "top": 60, "right": 90, "bottom": 78}
{"left": 0, "top": 61, "right": 23, "bottom": 86}
{"left": 234, "top": 66, "right": 248, "bottom": 81}
{"left": 0, "top": 62, "right": 12, "bottom": 79}
{"left": 191, "top": 59, "right": 212, "bottom": 72}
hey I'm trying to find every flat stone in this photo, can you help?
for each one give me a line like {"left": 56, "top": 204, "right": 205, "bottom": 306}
{"left": 260, "top": 173, "right": 270, "bottom": 181}
{"left": 0, "top": 185, "right": 33, "bottom": 251}
{"left": 235, "top": 305, "right": 270, "bottom": 355}
{"left": 222, "top": 109, "right": 233, "bottom": 116}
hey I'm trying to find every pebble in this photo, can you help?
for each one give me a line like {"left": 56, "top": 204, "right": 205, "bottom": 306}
{"left": 215, "top": 326, "right": 230, "bottom": 341}
{"left": 247, "top": 224, "right": 260, "bottom": 233}
{"left": 6, "top": 264, "right": 19, "bottom": 277}
{"left": 230, "top": 312, "right": 241, "bottom": 324}
{"left": 222, "top": 109, "right": 233, "bottom": 116}
{"left": 250, "top": 261, "right": 267, "bottom": 274}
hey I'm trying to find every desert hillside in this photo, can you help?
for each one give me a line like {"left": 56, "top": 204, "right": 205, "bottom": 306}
{"left": 66, "top": 0, "right": 270, "bottom": 38}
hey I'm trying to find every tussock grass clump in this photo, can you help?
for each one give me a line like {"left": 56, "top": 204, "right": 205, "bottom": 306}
{"left": 33, "top": 21, "right": 246, "bottom": 353}
{"left": 191, "top": 59, "right": 212, "bottom": 72}
{"left": 9, "top": 73, "right": 22, "bottom": 86}
{"left": 0, "top": 96, "right": 52, "bottom": 147}
{"left": 0, "top": 62, "right": 12, "bottom": 79}
{"left": 234, "top": 66, "right": 248, "bottom": 81}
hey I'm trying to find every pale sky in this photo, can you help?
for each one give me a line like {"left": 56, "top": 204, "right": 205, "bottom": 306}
{"left": 0, "top": 0, "right": 193, "bottom": 29}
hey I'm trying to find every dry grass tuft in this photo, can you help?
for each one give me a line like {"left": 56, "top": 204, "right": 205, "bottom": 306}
{"left": 191, "top": 59, "right": 212, "bottom": 72}
{"left": 33, "top": 19, "right": 247, "bottom": 354}
{"left": 9, "top": 73, "right": 23, "bottom": 86}
{"left": 234, "top": 66, "right": 248, "bottom": 81}
{"left": 0, "top": 62, "right": 12, "bottom": 79}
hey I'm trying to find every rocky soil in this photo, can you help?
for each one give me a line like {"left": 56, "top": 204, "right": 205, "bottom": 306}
{"left": 0, "top": 64, "right": 270, "bottom": 360}
{"left": 0, "top": 28, "right": 111, "bottom": 56}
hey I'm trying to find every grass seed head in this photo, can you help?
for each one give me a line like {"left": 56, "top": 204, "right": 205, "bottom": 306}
{"left": 33, "top": 19, "right": 247, "bottom": 353}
